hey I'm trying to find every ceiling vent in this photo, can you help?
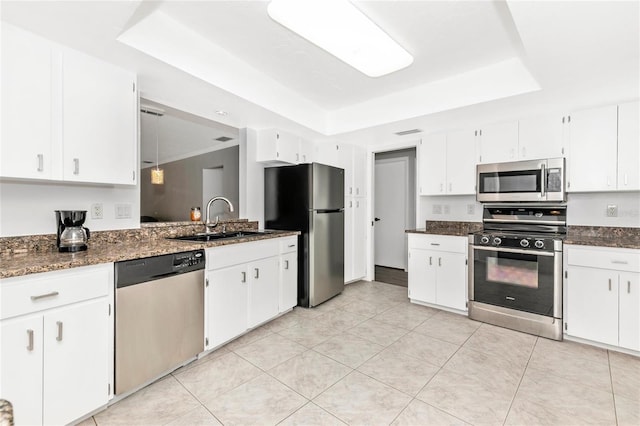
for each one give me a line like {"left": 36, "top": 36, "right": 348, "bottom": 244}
{"left": 395, "top": 129, "right": 422, "bottom": 136}
{"left": 140, "top": 106, "right": 164, "bottom": 117}
{"left": 215, "top": 136, "right": 233, "bottom": 142}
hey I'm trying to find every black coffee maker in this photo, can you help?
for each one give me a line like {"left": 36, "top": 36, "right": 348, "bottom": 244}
{"left": 55, "top": 210, "right": 90, "bottom": 252}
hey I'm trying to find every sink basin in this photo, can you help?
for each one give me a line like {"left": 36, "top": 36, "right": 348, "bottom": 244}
{"left": 170, "top": 230, "right": 268, "bottom": 242}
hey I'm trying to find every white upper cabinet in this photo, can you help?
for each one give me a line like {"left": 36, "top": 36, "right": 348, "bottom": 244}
{"left": 0, "top": 23, "right": 137, "bottom": 186}
{"left": 420, "top": 130, "right": 476, "bottom": 196}
{"left": 351, "top": 145, "right": 367, "bottom": 197}
{"left": 617, "top": 101, "right": 640, "bottom": 191}
{"left": 518, "top": 114, "right": 565, "bottom": 160}
{"left": 256, "top": 129, "right": 300, "bottom": 165}
{"left": 62, "top": 50, "right": 137, "bottom": 185}
{"left": 419, "top": 133, "right": 447, "bottom": 195}
{"left": 477, "top": 121, "right": 519, "bottom": 164}
{"left": 566, "top": 104, "right": 618, "bottom": 192}
{"left": 1, "top": 24, "right": 56, "bottom": 180}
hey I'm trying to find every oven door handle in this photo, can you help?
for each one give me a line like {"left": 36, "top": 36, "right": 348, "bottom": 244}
{"left": 483, "top": 219, "right": 563, "bottom": 226}
{"left": 471, "top": 245, "right": 555, "bottom": 257}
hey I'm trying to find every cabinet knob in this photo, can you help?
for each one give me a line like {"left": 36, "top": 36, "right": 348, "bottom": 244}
{"left": 73, "top": 158, "right": 80, "bottom": 175}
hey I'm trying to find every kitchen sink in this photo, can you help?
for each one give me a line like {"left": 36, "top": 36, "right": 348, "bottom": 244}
{"left": 170, "top": 230, "right": 269, "bottom": 242}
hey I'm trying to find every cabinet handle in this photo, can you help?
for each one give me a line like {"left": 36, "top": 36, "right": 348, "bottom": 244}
{"left": 296, "top": 153, "right": 300, "bottom": 162}
{"left": 288, "top": 244, "right": 295, "bottom": 248}
{"left": 430, "top": 243, "right": 440, "bottom": 246}
{"left": 30, "top": 291, "right": 59, "bottom": 301}
{"left": 73, "top": 158, "right": 80, "bottom": 175}
{"left": 37, "top": 154, "right": 44, "bottom": 172}
{"left": 27, "top": 329, "right": 34, "bottom": 351}
{"left": 241, "top": 272, "right": 246, "bottom": 283}
{"left": 349, "top": 187, "right": 353, "bottom": 195}
{"left": 429, "top": 256, "right": 432, "bottom": 266}
{"left": 56, "top": 321, "right": 63, "bottom": 341}
{"left": 624, "top": 173, "right": 628, "bottom": 186}
{"left": 356, "top": 201, "right": 360, "bottom": 208}
{"left": 284, "top": 260, "right": 289, "bottom": 270}
{"left": 255, "top": 268, "right": 259, "bottom": 279}
{"left": 608, "top": 279, "right": 612, "bottom": 291}
{"left": 438, "top": 257, "right": 442, "bottom": 267}
{"left": 628, "top": 281, "right": 631, "bottom": 294}
{"left": 350, "top": 201, "right": 353, "bottom": 208}
{"left": 612, "top": 260, "right": 628, "bottom": 265}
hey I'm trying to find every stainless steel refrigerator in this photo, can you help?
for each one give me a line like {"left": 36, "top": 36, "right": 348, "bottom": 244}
{"left": 265, "top": 163, "right": 344, "bottom": 307}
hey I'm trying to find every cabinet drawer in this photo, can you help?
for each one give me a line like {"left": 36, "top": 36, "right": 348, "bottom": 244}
{"left": 408, "top": 234, "right": 466, "bottom": 253}
{"left": 279, "top": 236, "right": 298, "bottom": 254}
{"left": 206, "top": 239, "right": 279, "bottom": 270}
{"left": 567, "top": 246, "right": 640, "bottom": 272}
{"left": 0, "top": 264, "right": 111, "bottom": 320}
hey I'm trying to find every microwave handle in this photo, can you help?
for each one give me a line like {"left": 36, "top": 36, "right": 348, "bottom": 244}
{"left": 540, "top": 163, "right": 546, "bottom": 198}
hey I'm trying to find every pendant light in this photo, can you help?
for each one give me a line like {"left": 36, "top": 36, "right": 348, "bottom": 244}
{"left": 150, "top": 112, "right": 164, "bottom": 185}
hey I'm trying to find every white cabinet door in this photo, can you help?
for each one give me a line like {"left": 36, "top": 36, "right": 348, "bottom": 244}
{"left": 352, "top": 145, "right": 367, "bottom": 197}
{"left": 0, "top": 315, "right": 43, "bottom": 426}
{"left": 1, "top": 24, "right": 56, "bottom": 180}
{"left": 446, "top": 129, "right": 477, "bottom": 195}
{"left": 419, "top": 133, "right": 446, "bottom": 195}
{"left": 566, "top": 266, "right": 618, "bottom": 346}
{"left": 478, "top": 121, "right": 519, "bottom": 164}
{"left": 436, "top": 252, "right": 467, "bottom": 311}
{"left": 518, "top": 114, "right": 564, "bottom": 160}
{"left": 619, "top": 272, "right": 640, "bottom": 351}
{"left": 43, "top": 299, "right": 109, "bottom": 426}
{"left": 315, "top": 143, "right": 342, "bottom": 168}
{"left": 62, "top": 50, "right": 137, "bottom": 185}
{"left": 408, "top": 249, "right": 436, "bottom": 303}
{"left": 617, "top": 101, "right": 640, "bottom": 191}
{"left": 567, "top": 105, "right": 618, "bottom": 192}
{"left": 344, "top": 197, "right": 355, "bottom": 282}
{"left": 207, "top": 264, "right": 248, "bottom": 348}
{"left": 247, "top": 256, "right": 279, "bottom": 328}
{"left": 352, "top": 198, "right": 367, "bottom": 280}
{"left": 299, "top": 138, "right": 313, "bottom": 163}
{"left": 280, "top": 252, "right": 298, "bottom": 312}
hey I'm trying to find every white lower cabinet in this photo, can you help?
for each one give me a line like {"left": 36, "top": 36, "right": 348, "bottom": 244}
{"left": 205, "top": 237, "right": 298, "bottom": 349}
{"left": 407, "top": 234, "right": 467, "bottom": 311}
{"left": 565, "top": 245, "right": 640, "bottom": 351}
{"left": 279, "top": 237, "right": 298, "bottom": 312}
{"left": 0, "top": 264, "right": 112, "bottom": 426}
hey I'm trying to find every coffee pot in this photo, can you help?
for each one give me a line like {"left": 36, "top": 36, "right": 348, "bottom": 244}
{"left": 55, "top": 210, "right": 90, "bottom": 252}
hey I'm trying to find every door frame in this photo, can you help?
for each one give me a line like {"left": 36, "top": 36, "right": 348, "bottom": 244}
{"left": 374, "top": 156, "right": 410, "bottom": 270}
{"left": 365, "top": 140, "right": 421, "bottom": 282}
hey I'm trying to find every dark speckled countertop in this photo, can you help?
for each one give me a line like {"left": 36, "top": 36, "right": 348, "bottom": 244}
{"left": 406, "top": 222, "right": 639, "bottom": 249}
{"left": 0, "top": 220, "right": 299, "bottom": 279}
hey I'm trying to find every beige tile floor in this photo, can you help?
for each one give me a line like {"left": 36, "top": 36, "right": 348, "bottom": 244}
{"left": 79, "top": 280, "right": 640, "bottom": 426}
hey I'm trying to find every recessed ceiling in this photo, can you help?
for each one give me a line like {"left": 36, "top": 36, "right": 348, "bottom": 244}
{"left": 1, "top": 1, "right": 638, "bottom": 141}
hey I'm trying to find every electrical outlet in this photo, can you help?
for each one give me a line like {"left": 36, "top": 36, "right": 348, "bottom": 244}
{"left": 443, "top": 205, "right": 451, "bottom": 215}
{"left": 606, "top": 204, "right": 618, "bottom": 217}
{"left": 467, "top": 204, "right": 475, "bottom": 215}
{"left": 115, "top": 203, "right": 132, "bottom": 219}
{"left": 432, "top": 204, "right": 442, "bottom": 214}
{"left": 91, "top": 203, "right": 103, "bottom": 219}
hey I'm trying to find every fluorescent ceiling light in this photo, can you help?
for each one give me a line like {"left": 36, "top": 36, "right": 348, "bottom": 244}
{"left": 267, "top": 0, "right": 413, "bottom": 77}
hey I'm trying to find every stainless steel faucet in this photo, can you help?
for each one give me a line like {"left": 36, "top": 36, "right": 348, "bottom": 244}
{"left": 205, "top": 196, "right": 234, "bottom": 233}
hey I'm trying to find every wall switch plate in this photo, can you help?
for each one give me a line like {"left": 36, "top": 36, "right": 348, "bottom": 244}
{"left": 432, "top": 204, "right": 442, "bottom": 214}
{"left": 606, "top": 204, "right": 618, "bottom": 217}
{"left": 91, "top": 203, "right": 103, "bottom": 219}
{"left": 467, "top": 204, "right": 475, "bottom": 215}
{"left": 443, "top": 205, "right": 451, "bottom": 215}
{"left": 115, "top": 203, "right": 132, "bottom": 219}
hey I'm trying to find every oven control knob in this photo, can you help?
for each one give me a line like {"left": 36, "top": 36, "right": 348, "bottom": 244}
{"left": 535, "top": 240, "right": 545, "bottom": 249}
{"left": 492, "top": 237, "right": 502, "bottom": 246}
{"left": 520, "top": 239, "right": 530, "bottom": 248}
{"left": 480, "top": 236, "right": 490, "bottom": 244}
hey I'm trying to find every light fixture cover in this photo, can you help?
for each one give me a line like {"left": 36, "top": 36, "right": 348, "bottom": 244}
{"left": 151, "top": 168, "right": 164, "bottom": 185}
{"left": 267, "top": 0, "right": 413, "bottom": 77}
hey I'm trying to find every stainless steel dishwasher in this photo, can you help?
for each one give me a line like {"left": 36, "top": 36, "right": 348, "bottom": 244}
{"left": 114, "top": 250, "right": 205, "bottom": 395}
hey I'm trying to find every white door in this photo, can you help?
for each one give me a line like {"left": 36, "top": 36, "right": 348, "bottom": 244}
{"left": 374, "top": 158, "right": 408, "bottom": 269}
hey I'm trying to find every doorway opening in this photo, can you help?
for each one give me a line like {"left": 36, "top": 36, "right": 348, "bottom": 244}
{"left": 373, "top": 148, "right": 416, "bottom": 287}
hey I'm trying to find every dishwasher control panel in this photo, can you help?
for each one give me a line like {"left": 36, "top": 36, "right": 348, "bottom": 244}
{"left": 115, "top": 249, "right": 205, "bottom": 288}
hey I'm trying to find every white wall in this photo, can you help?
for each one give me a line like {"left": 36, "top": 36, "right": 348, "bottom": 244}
{"left": 0, "top": 180, "right": 139, "bottom": 237}
{"left": 417, "top": 192, "right": 640, "bottom": 228}
{"left": 238, "top": 128, "right": 265, "bottom": 227}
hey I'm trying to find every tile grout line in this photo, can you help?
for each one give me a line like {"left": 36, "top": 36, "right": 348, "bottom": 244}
{"left": 606, "top": 350, "right": 620, "bottom": 426}
{"left": 501, "top": 335, "right": 539, "bottom": 426}
{"left": 168, "top": 373, "right": 226, "bottom": 426}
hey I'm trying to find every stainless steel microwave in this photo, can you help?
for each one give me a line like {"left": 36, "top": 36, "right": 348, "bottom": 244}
{"left": 476, "top": 158, "right": 566, "bottom": 202}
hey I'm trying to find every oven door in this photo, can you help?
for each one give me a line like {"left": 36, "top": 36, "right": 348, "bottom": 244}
{"left": 471, "top": 245, "right": 561, "bottom": 317}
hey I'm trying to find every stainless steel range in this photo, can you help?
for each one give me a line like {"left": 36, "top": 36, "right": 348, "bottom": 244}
{"left": 468, "top": 204, "right": 566, "bottom": 340}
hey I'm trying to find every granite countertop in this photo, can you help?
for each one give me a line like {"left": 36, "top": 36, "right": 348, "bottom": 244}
{"left": 0, "top": 230, "right": 299, "bottom": 279}
{"left": 406, "top": 221, "right": 482, "bottom": 237}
